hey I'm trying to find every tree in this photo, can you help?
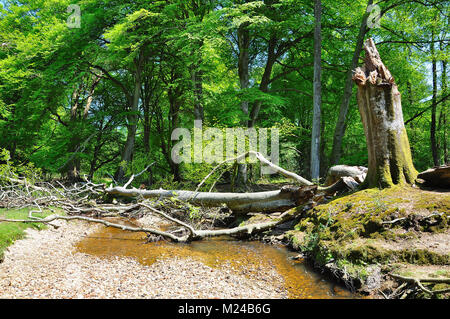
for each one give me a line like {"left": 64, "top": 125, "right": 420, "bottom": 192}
{"left": 330, "top": 0, "right": 373, "bottom": 166}
{"left": 310, "top": 0, "right": 322, "bottom": 181}
{"left": 353, "top": 39, "right": 418, "bottom": 188}
{"left": 430, "top": 30, "right": 439, "bottom": 166}
{"left": 440, "top": 40, "right": 448, "bottom": 164}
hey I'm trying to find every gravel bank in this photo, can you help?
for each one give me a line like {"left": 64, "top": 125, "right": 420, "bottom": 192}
{"left": 0, "top": 218, "right": 287, "bottom": 299}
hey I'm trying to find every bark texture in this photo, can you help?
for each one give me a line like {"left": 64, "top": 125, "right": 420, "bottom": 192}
{"left": 324, "top": 165, "right": 367, "bottom": 186}
{"left": 430, "top": 34, "right": 439, "bottom": 166}
{"left": 106, "top": 185, "right": 318, "bottom": 214}
{"left": 353, "top": 39, "right": 418, "bottom": 188}
{"left": 115, "top": 51, "right": 145, "bottom": 182}
{"left": 417, "top": 165, "right": 450, "bottom": 188}
{"left": 310, "top": 0, "right": 322, "bottom": 180}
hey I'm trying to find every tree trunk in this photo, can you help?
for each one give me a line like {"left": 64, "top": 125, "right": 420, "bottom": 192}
{"left": 115, "top": 51, "right": 145, "bottom": 182}
{"left": 142, "top": 69, "right": 159, "bottom": 154}
{"left": 106, "top": 185, "right": 318, "bottom": 214}
{"left": 325, "top": 165, "right": 367, "bottom": 186}
{"left": 192, "top": 67, "right": 204, "bottom": 122}
{"left": 310, "top": 0, "right": 322, "bottom": 181}
{"left": 353, "top": 39, "right": 418, "bottom": 188}
{"left": 238, "top": 36, "right": 277, "bottom": 186}
{"left": 430, "top": 33, "right": 439, "bottom": 166}
{"left": 330, "top": 0, "right": 373, "bottom": 166}
{"left": 88, "top": 121, "right": 104, "bottom": 180}
{"left": 167, "top": 73, "right": 183, "bottom": 182}
{"left": 143, "top": 97, "right": 151, "bottom": 153}
{"left": 417, "top": 165, "right": 450, "bottom": 188}
{"left": 248, "top": 35, "right": 277, "bottom": 128}
{"left": 237, "top": 22, "right": 251, "bottom": 187}
{"left": 441, "top": 42, "right": 448, "bottom": 164}
{"left": 238, "top": 22, "right": 250, "bottom": 117}
{"left": 65, "top": 84, "right": 83, "bottom": 181}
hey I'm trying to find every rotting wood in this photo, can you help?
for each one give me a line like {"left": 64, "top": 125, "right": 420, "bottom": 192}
{"left": 353, "top": 38, "right": 418, "bottom": 188}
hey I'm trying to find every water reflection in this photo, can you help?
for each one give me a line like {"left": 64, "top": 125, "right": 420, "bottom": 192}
{"left": 76, "top": 222, "right": 356, "bottom": 299}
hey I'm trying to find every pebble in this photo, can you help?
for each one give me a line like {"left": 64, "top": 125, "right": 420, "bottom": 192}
{"left": 0, "top": 219, "right": 288, "bottom": 299}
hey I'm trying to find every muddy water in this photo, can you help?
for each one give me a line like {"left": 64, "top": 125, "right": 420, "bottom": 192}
{"left": 76, "top": 222, "right": 355, "bottom": 299}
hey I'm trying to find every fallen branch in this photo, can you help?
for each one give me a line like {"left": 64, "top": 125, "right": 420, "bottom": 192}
{"left": 106, "top": 185, "right": 317, "bottom": 214}
{"left": 105, "top": 152, "right": 358, "bottom": 214}
{"left": 0, "top": 214, "right": 187, "bottom": 242}
{"left": 194, "top": 151, "right": 313, "bottom": 195}
{"left": 123, "top": 163, "right": 155, "bottom": 189}
{"left": 0, "top": 200, "right": 307, "bottom": 242}
{"left": 194, "top": 151, "right": 360, "bottom": 195}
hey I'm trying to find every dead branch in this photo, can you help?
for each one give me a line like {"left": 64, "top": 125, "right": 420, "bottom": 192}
{"left": 195, "top": 151, "right": 367, "bottom": 194}
{"left": 106, "top": 185, "right": 317, "bottom": 214}
{"left": 194, "top": 151, "right": 313, "bottom": 195}
{"left": 0, "top": 214, "right": 187, "bottom": 242}
{"left": 0, "top": 200, "right": 307, "bottom": 242}
{"left": 105, "top": 152, "right": 359, "bottom": 213}
{"left": 122, "top": 163, "right": 155, "bottom": 189}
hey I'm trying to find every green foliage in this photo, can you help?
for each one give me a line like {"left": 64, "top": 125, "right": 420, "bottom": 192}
{"left": 0, "top": 148, "right": 41, "bottom": 183}
{"left": 0, "top": 0, "right": 447, "bottom": 184}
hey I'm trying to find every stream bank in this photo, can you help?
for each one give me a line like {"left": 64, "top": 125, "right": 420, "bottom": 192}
{"left": 279, "top": 185, "right": 450, "bottom": 299}
{"left": 0, "top": 213, "right": 355, "bottom": 299}
{"left": 0, "top": 219, "right": 286, "bottom": 298}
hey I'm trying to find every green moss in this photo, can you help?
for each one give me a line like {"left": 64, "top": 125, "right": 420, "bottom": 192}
{"left": 295, "top": 186, "right": 449, "bottom": 242}
{"left": 414, "top": 196, "right": 450, "bottom": 213}
{"left": 294, "top": 219, "right": 314, "bottom": 232}
{"left": 335, "top": 259, "right": 371, "bottom": 282}
{"left": 396, "top": 249, "right": 450, "bottom": 265}
{"left": 289, "top": 185, "right": 450, "bottom": 287}
{"left": 382, "top": 230, "right": 418, "bottom": 241}
{"left": 284, "top": 230, "right": 305, "bottom": 251}
{"left": 241, "top": 214, "right": 275, "bottom": 226}
{"left": 329, "top": 242, "right": 449, "bottom": 266}
{"left": 430, "top": 270, "right": 450, "bottom": 278}
{"left": 433, "top": 283, "right": 450, "bottom": 291}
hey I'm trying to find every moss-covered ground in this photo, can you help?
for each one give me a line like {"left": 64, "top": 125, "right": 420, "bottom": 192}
{"left": 282, "top": 185, "right": 450, "bottom": 298}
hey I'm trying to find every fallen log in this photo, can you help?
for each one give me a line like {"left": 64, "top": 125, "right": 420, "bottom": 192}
{"left": 105, "top": 151, "right": 360, "bottom": 214}
{"left": 3, "top": 153, "right": 359, "bottom": 216}
{"left": 106, "top": 185, "right": 318, "bottom": 214}
{"left": 417, "top": 165, "right": 450, "bottom": 188}
{"left": 324, "top": 165, "right": 367, "bottom": 186}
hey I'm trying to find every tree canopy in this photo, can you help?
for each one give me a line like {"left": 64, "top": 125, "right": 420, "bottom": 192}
{"left": 0, "top": 0, "right": 448, "bottom": 187}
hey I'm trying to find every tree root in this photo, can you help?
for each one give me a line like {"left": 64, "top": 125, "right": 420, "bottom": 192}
{"left": 389, "top": 274, "right": 450, "bottom": 296}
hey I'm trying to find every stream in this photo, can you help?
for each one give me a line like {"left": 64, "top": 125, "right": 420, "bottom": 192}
{"left": 75, "top": 220, "right": 356, "bottom": 299}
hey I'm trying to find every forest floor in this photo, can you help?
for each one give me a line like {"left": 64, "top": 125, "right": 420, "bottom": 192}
{"left": 1, "top": 182, "right": 448, "bottom": 299}
{"left": 280, "top": 185, "right": 450, "bottom": 299}
{"left": 0, "top": 215, "right": 287, "bottom": 299}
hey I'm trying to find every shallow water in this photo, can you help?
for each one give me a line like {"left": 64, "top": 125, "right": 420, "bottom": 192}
{"left": 76, "top": 221, "right": 356, "bottom": 299}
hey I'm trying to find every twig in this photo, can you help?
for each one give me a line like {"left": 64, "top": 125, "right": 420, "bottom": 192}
{"left": 123, "top": 163, "right": 155, "bottom": 189}
{"left": 0, "top": 215, "right": 187, "bottom": 242}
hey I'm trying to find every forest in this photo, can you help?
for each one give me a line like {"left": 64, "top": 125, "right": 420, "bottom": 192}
{"left": 0, "top": 0, "right": 449, "bottom": 301}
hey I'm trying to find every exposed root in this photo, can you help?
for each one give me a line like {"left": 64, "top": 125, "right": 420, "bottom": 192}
{"left": 389, "top": 273, "right": 450, "bottom": 296}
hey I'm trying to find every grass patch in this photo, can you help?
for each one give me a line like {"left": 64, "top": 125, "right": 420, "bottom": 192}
{"left": 0, "top": 208, "right": 61, "bottom": 262}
